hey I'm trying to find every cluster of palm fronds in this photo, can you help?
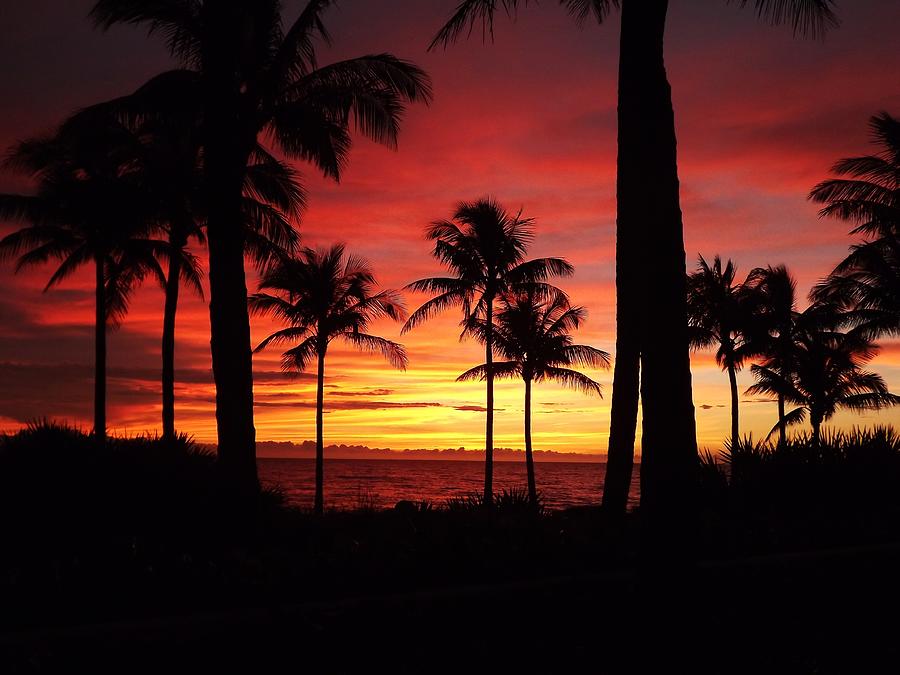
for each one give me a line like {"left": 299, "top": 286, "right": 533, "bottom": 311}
{"left": 687, "top": 113, "right": 900, "bottom": 446}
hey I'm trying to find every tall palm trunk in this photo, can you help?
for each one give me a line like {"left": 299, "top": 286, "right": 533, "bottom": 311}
{"left": 727, "top": 363, "right": 739, "bottom": 448}
{"left": 202, "top": 23, "right": 258, "bottom": 495}
{"left": 523, "top": 377, "right": 537, "bottom": 504}
{"left": 620, "top": 0, "right": 698, "bottom": 543}
{"left": 94, "top": 255, "right": 106, "bottom": 443}
{"left": 483, "top": 295, "right": 494, "bottom": 507}
{"left": 777, "top": 393, "right": 787, "bottom": 445}
{"left": 314, "top": 344, "right": 326, "bottom": 516}
{"left": 160, "top": 235, "right": 184, "bottom": 442}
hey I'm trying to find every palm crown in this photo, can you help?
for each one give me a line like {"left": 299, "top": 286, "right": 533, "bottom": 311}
{"left": 687, "top": 255, "right": 762, "bottom": 372}
{"left": 90, "top": 0, "right": 434, "bottom": 183}
{"left": 810, "top": 113, "right": 900, "bottom": 337}
{"left": 250, "top": 244, "right": 408, "bottom": 371}
{"left": 458, "top": 289, "right": 609, "bottom": 393}
{"left": 0, "top": 114, "right": 166, "bottom": 325}
{"left": 747, "top": 308, "right": 899, "bottom": 441}
{"left": 403, "top": 198, "right": 574, "bottom": 335}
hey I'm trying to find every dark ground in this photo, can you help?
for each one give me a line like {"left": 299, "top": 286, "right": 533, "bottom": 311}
{"left": 3, "top": 543, "right": 899, "bottom": 674}
{"left": 3, "top": 425, "right": 900, "bottom": 673}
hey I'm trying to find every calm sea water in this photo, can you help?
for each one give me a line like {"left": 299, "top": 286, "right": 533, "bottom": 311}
{"left": 259, "top": 459, "right": 641, "bottom": 511}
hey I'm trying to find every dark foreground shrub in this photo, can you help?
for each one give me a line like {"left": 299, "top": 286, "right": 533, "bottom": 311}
{"left": 698, "top": 426, "right": 900, "bottom": 554}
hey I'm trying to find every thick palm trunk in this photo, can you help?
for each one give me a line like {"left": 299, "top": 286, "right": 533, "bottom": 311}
{"left": 202, "top": 24, "right": 258, "bottom": 494}
{"left": 483, "top": 297, "right": 494, "bottom": 507}
{"left": 94, "top": 256, "right": 106, "bottom": 443}
{"left": 161, "top": 242, "right": 182, "bottom": 441}
{"left": 314, "top": 346, "right": 326, "bottom": 516}
{"left": 727, "top": 363, "right": 739, "bottom": 448}
{"left": 777, "top": 393, "right": 786, "bottom": 445}
{"left": 524, "top": 377, "right": 537, "bottom": 504}
{"left": 619, "top": 0, "right": 698, "bottom": 545}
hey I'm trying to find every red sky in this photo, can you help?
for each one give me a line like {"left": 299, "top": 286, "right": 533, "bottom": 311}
{"left": 1, "top": 0, "right": 899, "bottom": 454}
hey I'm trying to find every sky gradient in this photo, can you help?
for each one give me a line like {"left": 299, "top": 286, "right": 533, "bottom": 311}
{"left": 1, "top": 0, "right": 899, "bottom": 454}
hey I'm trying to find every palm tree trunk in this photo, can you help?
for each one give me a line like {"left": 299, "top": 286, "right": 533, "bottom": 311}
{"left": 202, "top": 40, "right": 258, "bottom": 495}
{"left": 483, "top": 295, "right": 495, "bottom": 507}
{"left": 314, "top": 344, "right": 326, "bottom": 516}
{"left": 620, "top": 0, "right": 698, "bottom": 548}
{"left": 524, "top": 377, "right": 537, "bottom": 504}
{"left": 811, "top": 411, "right": 822, "bottom": 446}
{"left": 161, "top": 242, "right": 182, "bottom": 442}
{"left": 94, "top": 255, "right": 106, "bottom": 443}
{"left": 728, "top": 363, "right": 739, "bottom": 448}
{"left": 602, "top": 324, "right": 639, "bottom": 517}
{"left": 777, "top": 393, "right": 786, "bottom": 445}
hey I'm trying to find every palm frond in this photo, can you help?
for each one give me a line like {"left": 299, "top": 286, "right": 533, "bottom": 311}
{"left": 733, "top": 0, "right": 839, "bottom": 38}
{"left": 339, "top": 332, "right": 408, "bottom": 370}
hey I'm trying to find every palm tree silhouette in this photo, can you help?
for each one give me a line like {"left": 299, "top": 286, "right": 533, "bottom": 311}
{"left": 91, "top": 0, "right": 432, "bottom": 491}
{"left": 458, "top": 289, "right": 609, "bottom": 503}
{"left": 0, "top": 115, "right": 166, "bottom": 442}
{"left": 687, "top": 256, "right": 761, "bottom": 448}
{"left": 747, "top": 307, "right": 899, "bottom": 444}
{"left": 403, "top": 198, "right": 573, "bottom": 505}
{"left": 137, "top": 114, "right": 304, "bottom": 441}
{"left": 250, "top": 245, "right": 407, "bottom": 515}
{"left": 430, "top": 0, "right": 840, "bottom": 524}
{"left": 810, "top": 113, "right": 900, "bottom": 338}
{"left": 745, "top": 265, "right": 800, "bottom": 444}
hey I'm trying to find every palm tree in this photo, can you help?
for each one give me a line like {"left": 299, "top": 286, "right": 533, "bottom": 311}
{"left": 0, "top": 115, "right": 165, "bottom": 442}
{"left": 745, "top": 264, "right": 800, "bottom": 444}
{"left": 687, "top": 256, "right": 761, "bottom": 448}
{"left": 250, "top": 245, "right": 407, "bottom": 515}
{"left": 459, "top": 289, "right": 609, "bottom": 503}
{"left": 810, "top": 113, "right": 900, "bottom": 337}
{"left": 747, "top": 313, "right": 899, "bottom": 443}
{"left": 136, "top": 112, "right": 305, "bottom": 441}
{"left": 91, "top": 0, "right": 432, "bottom": 492}
{"left": 430, "top": 0, "right": 840, "bottom": 526}
{"left": 403, "top": 198, "right": 574, "bottom": 505}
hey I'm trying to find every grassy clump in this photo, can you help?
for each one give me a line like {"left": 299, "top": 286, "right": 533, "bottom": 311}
{"left": 698, "top": 426, "right": 900, "bottom": 554}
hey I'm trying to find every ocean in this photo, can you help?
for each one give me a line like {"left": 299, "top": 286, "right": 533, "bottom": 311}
{"left": 259, "top": 458, "right": 641, "bottom": 511}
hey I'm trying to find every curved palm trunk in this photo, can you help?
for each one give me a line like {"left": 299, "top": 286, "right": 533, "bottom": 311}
{"left": 483, "top": 296, "right": 495, "bottom": 507}
{"left": 727, "top": 363, "right": 739, "bottom": 448}
{"left": 314, "top": 344, "right": 326, "bottom": 516}
{"left": 161, "top": 240, "right": 183, "bottom": 442}
{"left": 203, "top": 32, "right": 258, "bottom": 495}
{"left": 94, "top": 255, "right": 106, "bottom": 443}
{"left": 777, "top": 393, "right": 787, "bottom": 445}
{"left": 524, "top": 377, "right": 537, "bottom": 504}
{"left": 620, "top": 0, "right": 698, "bottom": 548}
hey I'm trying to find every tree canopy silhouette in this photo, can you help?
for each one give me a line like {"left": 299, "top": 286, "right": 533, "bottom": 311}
{"left": 403, "top": 197, "right": 573, "bottom": 505}
{"left": 91, "top": 0, "right": 432, "bottom": 492}
{"left": 747, "top": 307, "right": 899, "bottom": 443}
{"left": 458, "top": 288, "right": 608, "bottom": 503}
{"left": 687, "top": 255, "right": 762, "bottom": 448}
{"left": 0, "top": 113, "right": 166, "bottom": 441}
{"left": 430, "top": 0, "right": 840, "bottom": 536}
{"left": 810, "top": 112, "right": 900, "bottom": 339}
{"left": 744, "top": 264, "right": 801, "bottom": 444}
{"left": 250, "top": 244, "right": 407, "bottom": 515}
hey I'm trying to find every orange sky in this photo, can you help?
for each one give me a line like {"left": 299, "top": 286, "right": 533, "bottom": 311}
{"left": 1, "top": 0, "right": 899, "bottom": 454}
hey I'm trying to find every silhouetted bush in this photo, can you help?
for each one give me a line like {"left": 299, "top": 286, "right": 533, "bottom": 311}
{"left": 699, "top": 426, "right": 900, "bottom": 554}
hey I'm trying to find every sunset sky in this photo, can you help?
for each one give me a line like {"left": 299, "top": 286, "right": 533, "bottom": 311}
{"left": 1, "top": 0, "right": 899, "bottom": 455}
